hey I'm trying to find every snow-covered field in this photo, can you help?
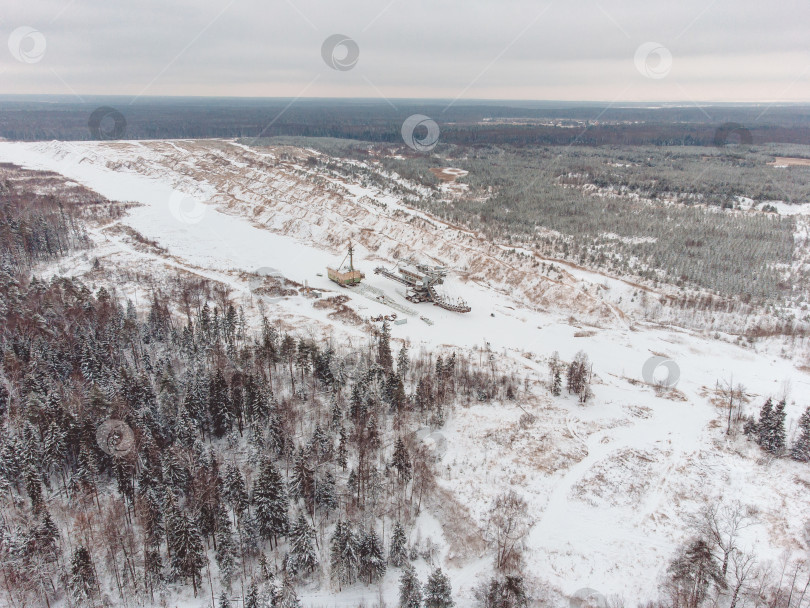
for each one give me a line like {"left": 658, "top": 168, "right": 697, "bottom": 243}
{"left": 1, "top": 139, "right": 809, "bottom": 605}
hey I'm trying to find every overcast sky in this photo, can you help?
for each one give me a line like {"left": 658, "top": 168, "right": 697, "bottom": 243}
{"left": 2, "top": 0, "right": 809, "bottom": 102}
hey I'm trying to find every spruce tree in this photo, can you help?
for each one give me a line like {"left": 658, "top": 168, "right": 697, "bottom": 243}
{"left": 791, "top": 407, "right": 810, "bottom": 462}
{"left": 245, "top": 580, "right": 261, "bottom": 608}
{"left": 209, "top": 368, "right": 233, "bottom": 438}
{"left": 215, "top": 507, "right": 239, "bottom": 590}
{"left": 170, "top": 512, "right": 206, "bottom": 596}
{"left": 771, "top": 399, "right": 787, "bottom": 456}
{"left": 315, "top": 470, "right": 338, "bottom": 517}
{"left": 392, "top": 437, "right": 412, "bottom": 485}
{"left": 359, "top": 528, "right": 386, "bottom": 584}
{"left": 289, "top": 513, "right": 318, "bottom": 577}
{"left": 330, "top": 520, "right": 359, "bottom": 589}
{"left": 389, "top": 521, "right": 409, "bottom": 567}
{"left": 290, "top": 448, "right": 315, "bottom": 513}
{"left": 218, "top": 590, "right": 232, "bottom": 608}
{"left": 69, "top": 546, "right": 97, "bottom": 605}
{"left": 756, "top": 398, "right": 774, "bottom": 448}
{"left": 253, "top": 457, "right": 289, "bottom": 547}
{"left": 424, "top": 567, "right": 454, "bottom": 608}
{"left": 399, "top": 563, "right": 422, "bottom": 608}
{"left": 397, "top": 344, "right": 410, "bottom": 381}
{"left": 378, "top": 321, "right": 393, "bottom": 371}
{"left": 223, "top": 463, "right": 249, "bottom": 516}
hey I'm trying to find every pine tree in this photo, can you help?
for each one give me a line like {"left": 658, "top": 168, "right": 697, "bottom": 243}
{"left": 359, "top": 528, "right": 386, "bottom": 584}
{"left": 218, "top": 590, "right": 232, "bottom": 608}
{"left": 791, "top": 407, "right": 810, "bottom": 462}
{"left": 253, "top": 457, "right": 289, "bottom": 547}
{"left": 667, "top": 538, "right": 726, "bottom": 608}
{"left": 424, "top": 567, "right": 454, "bottom": 608}
{"left": 289, "top": 513, "right": 318, "bottom": 577}
{"left": 389, "top": 521, "right": 409, "bottom": 567}
{"left": 399, "top": 562, "right": 422, "bottom": 608}
{"left": 69, "top": 546, "right": 97, "bottom": 605}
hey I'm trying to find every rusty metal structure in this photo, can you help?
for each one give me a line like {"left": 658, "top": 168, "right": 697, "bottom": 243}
{"left": 374, "top": 263, "right": 471, "bottom": 313}
{"left": 327, "top": 241, "right": 364, "bottom": 287}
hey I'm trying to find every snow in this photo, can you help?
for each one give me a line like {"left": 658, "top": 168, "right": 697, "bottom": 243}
{"left": 2, "top": 139, "right": 810, "bottom": 606}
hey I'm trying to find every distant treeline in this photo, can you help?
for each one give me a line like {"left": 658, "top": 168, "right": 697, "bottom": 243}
{"left": 2, "top": 97, "right": 810, "bottom": 145}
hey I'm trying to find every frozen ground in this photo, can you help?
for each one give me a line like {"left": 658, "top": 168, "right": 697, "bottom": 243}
{"left": 1, "top": 139, "right": 809, "bottom": 605}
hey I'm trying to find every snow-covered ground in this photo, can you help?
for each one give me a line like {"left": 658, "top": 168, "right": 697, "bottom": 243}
{"left": 1, "top": 139, "right": 809, "bottom": 605}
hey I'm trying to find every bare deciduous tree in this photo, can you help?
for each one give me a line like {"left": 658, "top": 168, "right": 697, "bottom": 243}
{"left": 485, "top": 490, "right": 532, "bottom": 572}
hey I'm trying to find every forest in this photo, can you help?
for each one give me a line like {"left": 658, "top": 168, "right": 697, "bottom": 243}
{"left": 1, "top": 158, "right": 809, "bottom": 608}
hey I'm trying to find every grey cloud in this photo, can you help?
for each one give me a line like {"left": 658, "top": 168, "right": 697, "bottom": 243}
{"left": 3, "top": 0, "right": 809, "bottom": 100}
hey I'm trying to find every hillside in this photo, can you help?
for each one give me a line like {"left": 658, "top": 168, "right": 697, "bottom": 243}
{"left": 0, "top": 140, "right": 809, "bottom": 607}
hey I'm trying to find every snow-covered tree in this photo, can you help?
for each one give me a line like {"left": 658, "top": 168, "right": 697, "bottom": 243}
{"left": 289, "top": 513, "right": 318, "bottom": 577}
{"left": 424, "top": 567, "right": 454, "bottom": 608}
{"left": 330, "top": 520, "right": 359, "bottom": 589}
{"left": 253, "top": 457, "right": 289, "bottom": 547}
{"left": 791, "top": 407, "right": 810, "bottom": 462}
{"left": 389, "top": 521, "right": 409, "bottom": 567}
{"left": 392, "top": 437, "right": 412, "bottom": 485}
{"left": 399, "top": 562, "right": 422, "bottom": 608}
{"left": 69, "top": 546, "right": 97, "bottom": 606}
{"left": 359, "top": 527, "right": 386, "bottom": 584}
